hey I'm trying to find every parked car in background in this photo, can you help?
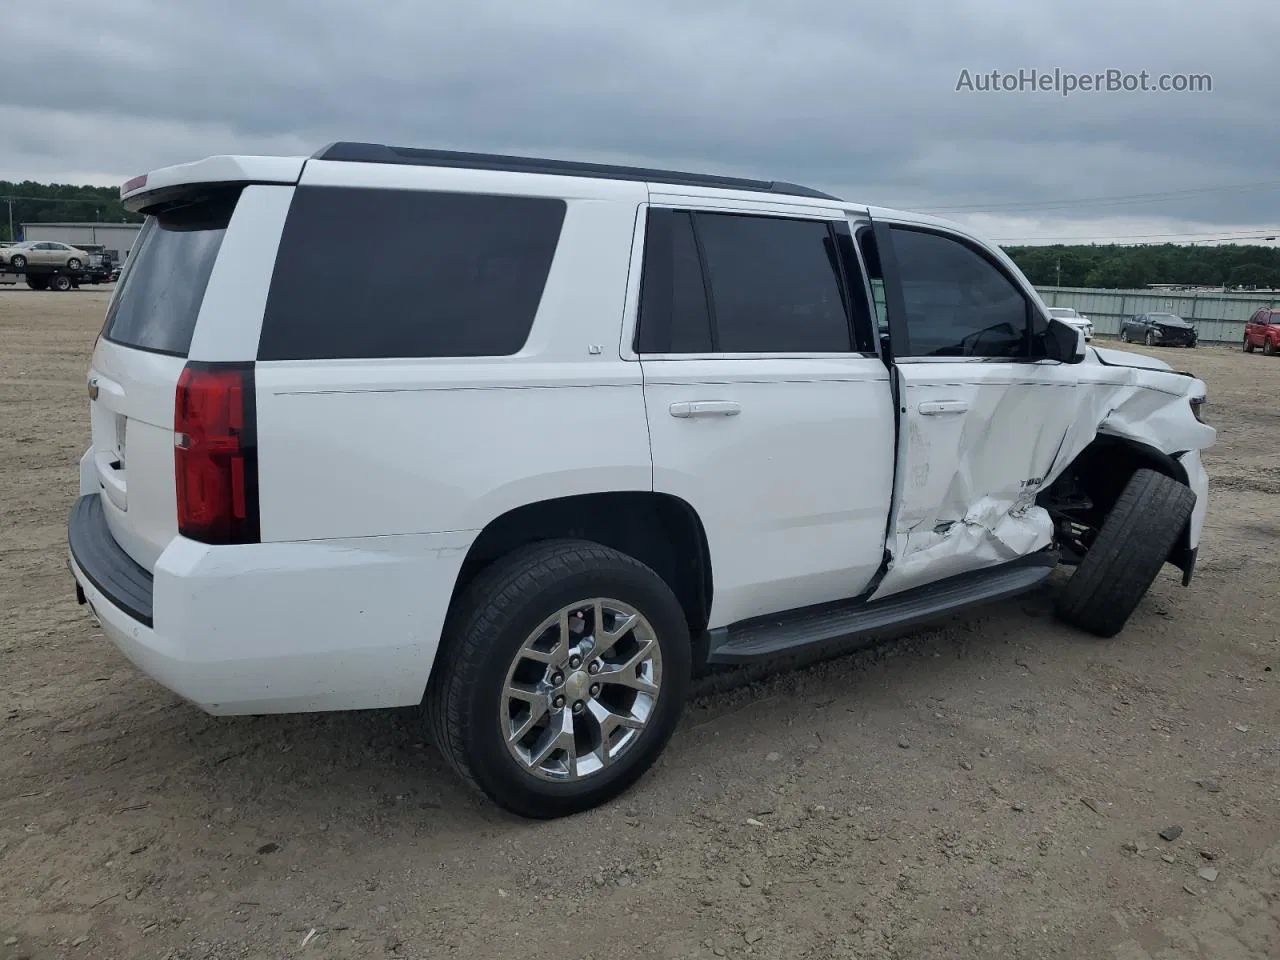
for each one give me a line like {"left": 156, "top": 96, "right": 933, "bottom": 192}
{"left": 0, "top": 240, "right": 91, "bottom": 272}
{"left": 1243, "top": 308, "right": 1280, "bottom": 355}
{"left": 1119, "top": 312, "right": 1198, "bottom": 347}
{"left": 1046, "top": 306, "right": 1093, "bottom": 341}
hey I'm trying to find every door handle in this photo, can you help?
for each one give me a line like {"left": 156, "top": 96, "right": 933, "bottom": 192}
{"left": 669, "top": 401, "right": 741, "bottom": 419}
{"left": 918, "top": 400, "right": 969, "bottom": 416}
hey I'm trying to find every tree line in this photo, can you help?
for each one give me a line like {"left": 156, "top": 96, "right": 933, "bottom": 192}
{"left": 1004, "top": 242, "right": 1280, "bottom": 290}
{"left": 1, "top": 181, "right": 142, "bottom": 242}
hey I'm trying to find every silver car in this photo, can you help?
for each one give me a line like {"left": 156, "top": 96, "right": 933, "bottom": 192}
{"left": 0, "top": 240, "right": 91, "bottom": 271}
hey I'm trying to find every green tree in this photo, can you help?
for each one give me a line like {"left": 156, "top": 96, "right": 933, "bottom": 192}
{"left": 1003, "top": 242, "right": 1280, "bottom": 289}
{"left": 1, "top": 181, "right": 142, "bottom": 242}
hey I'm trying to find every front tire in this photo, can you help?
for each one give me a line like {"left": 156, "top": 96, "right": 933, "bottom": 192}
{"left": 1145, "top": 331, "right": 1156, "bottom": 346}
{"left": 1119, "top": 328, "right": 1130, "bottom": 342}
{"left": 1265, "top": 339, "right": 1277, "bottom": 356}
{"left": 1244, "top": 337, "right": 1254, "bottom": 353}
{"left": 1055, "top": 468, "right": 1196, "bottom": 638}
{"left": 50, "top": 274, "right": 73, "bottom": 292}
{"left": 427, "top": 539, "right": 692, "bottom": 819}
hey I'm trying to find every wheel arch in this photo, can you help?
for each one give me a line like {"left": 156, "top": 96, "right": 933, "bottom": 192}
{"left": 1043, "top": 432, "right": 1195, "bottom": 577}
{"left": 446, "top": 491, "right": 714, "bottom": 643}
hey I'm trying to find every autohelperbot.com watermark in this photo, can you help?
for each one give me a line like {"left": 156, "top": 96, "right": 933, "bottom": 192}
{"left": 955, "top": 68, "right": 1212, "bottom": 96}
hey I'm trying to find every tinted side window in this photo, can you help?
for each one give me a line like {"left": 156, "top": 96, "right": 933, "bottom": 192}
{"left": 696, "top": 213, "right": 853, "bottom": 353}
{"left": 258, "top": 187, "right": 566, "bottom": 361}
{"left": 636, "top": 209, "right": 713, "bottom": 353}
{"left": 889, "top": 228, "right": 1030, "bottom": 359}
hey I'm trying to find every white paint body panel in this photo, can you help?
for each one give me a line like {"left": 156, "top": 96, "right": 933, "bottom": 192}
{"left": 253, "top": 172, "right": 650, "bottom": 541}
{"left": 642, "top": 356, "right": 896, "bottom": 628}
{"left": 71, "top": 528, "right": 471, "bottom": 714}
{"left": 87, "top": 341, "right": 188, "bottom": 570}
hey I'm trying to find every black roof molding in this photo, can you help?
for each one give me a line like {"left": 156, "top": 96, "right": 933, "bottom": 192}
{"left": 311, "top": 142, "right": 842, "bottom": 202}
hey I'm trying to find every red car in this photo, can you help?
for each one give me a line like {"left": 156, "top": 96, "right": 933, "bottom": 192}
{"left": 1244, "top": 308, "right": 1280, "bottom": 355}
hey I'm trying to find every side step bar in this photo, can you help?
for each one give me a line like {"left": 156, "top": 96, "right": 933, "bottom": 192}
{"left": 706, "top": 551, "right": 1058, "bottom": 665}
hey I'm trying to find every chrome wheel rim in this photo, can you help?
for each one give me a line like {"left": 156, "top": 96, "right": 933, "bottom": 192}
{"left": 501, "top": 598, "right": 662, "bottom": 783}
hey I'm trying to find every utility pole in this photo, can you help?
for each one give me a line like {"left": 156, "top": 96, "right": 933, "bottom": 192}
{"left": 1056, "top": 257, "right": 1061, "bottom": 287}
{"left": 5, "top": 199, "right": 12, "bottom": 244}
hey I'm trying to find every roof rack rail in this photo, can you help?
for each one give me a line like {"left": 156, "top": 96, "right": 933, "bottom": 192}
{"left": 311, "top": 142, "right": 842, "bottom": 202}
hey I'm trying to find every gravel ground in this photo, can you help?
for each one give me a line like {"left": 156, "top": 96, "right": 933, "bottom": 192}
{"left": 1, "top": 287, "right": 1277, "bottom": 960}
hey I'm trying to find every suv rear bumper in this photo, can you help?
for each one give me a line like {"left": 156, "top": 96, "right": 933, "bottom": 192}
{"left": 67, "top": 494, "right": 474, "bottom": 715}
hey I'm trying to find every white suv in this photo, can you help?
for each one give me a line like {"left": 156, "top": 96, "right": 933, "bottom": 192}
{"left": 68, "top": 143, "right": 1215, "bottom": 818}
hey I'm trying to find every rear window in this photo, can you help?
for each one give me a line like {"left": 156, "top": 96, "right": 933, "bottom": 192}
{"left": 100, "top": 190, "right": 237, "bottom": 356}
{"left": 257, "top": 186, "right": 567, "bottom": 361}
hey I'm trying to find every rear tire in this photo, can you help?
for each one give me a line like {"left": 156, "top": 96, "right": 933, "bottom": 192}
{"left": 427, "top": 539, "right": 692, "bottom": 819}
{"left": 25, "top": 276, "right": 49, "bottom": 291}
{"left": 1266, "top": 339, "right": 1277, "bottom": 356}
{"left": 1055, "top": 468, "right": 1196, "bottom": 638}
{"left": 66, "top": 257, "right": 82, "bottom": 271}
{"left": 9, "top": 254, "right": 27, "bottom": 269}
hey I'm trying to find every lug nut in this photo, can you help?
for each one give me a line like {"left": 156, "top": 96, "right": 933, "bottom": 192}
{"left": 550, "top": 672, "right": 564, "bottom": 686}
{"left": 589, "top": 684, "right": 601, "bottom": 698}
{"left": 553, "top": 695, "right": 566, "bottom": 709}
{"left": 569, "top": 655, "right": 582, "bottom": 669}
{"left": 587, "top": 661, "right": 600, "bottom": 675}
{"left": 572, "top": 700, "right": 586, "bottom": 715}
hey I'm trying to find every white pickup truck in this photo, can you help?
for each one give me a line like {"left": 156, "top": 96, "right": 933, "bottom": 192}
{"left": 67, "top": 143, "right": 1214, "bottom": 818}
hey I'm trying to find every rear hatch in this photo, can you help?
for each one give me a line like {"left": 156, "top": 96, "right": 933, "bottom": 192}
{"left": 87, "top": 189, "right": 239, "bottom": 570}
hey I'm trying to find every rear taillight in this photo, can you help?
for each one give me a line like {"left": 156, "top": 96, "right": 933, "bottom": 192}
{"left": 174, "top": 362, "right": 259, "bottom": 544}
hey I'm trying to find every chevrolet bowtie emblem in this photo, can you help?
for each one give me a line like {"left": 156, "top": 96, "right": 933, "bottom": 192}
{"left": 87, "top": 377, "right": 99, "bottom": 400}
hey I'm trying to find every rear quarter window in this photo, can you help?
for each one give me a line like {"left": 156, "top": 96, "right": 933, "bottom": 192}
{"left": 256, "top": 186, "right": 567, "bottom": 361}
{"left": 100, "top": 190, "right": 238, "bottom": 357}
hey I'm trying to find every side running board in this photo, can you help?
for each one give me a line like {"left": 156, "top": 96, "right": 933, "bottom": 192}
{"left": 706, "top": 552, "right": 1058, "bottom": 665}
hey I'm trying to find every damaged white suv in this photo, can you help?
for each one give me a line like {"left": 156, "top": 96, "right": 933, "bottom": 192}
{"left": 68, "top": 143, "right": 1214, "bottom": 818}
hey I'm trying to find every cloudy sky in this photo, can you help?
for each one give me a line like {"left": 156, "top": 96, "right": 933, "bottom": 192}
{"left": 3, "top": 0, "right": 1277, "bottom": 245}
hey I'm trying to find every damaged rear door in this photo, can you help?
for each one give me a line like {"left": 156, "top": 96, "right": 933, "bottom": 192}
{"left": 863, "top": 218, "right": 1080, "bottom": 599}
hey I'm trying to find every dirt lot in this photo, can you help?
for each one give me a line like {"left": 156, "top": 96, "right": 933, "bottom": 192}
{"left": 1, "top": 287, "right": 1277, "bottom": 960}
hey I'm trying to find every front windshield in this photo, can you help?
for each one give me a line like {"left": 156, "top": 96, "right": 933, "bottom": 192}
{"left": 1048, "top": 308, "right": 1077, "bottom": 317}
{"left": 1150, "top": 313, "right": 1183, "bottom": 321}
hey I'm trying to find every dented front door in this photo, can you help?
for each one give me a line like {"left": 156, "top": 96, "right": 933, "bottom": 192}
{"left": 871, "top": 359, "right": 1079, "bottom": 598}
{"left": 863, "top": 218, "right": 1080, "bottom": 600}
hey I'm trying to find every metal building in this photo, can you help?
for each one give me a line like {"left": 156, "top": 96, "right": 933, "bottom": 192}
{"left": 19, "top": 222, "right": 142, "bottom": 262}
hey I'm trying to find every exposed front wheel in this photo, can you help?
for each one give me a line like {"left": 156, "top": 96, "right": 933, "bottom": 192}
{"left": 50, "top": 274, "right": 73, "bottom": 291}
{"left": 1055, "top": 468, "right": 1197, "bottom": 638}
{"left": 427, "top": 539, "right": 691, "bottom": 819}
{"left": 1145, "top": 331, "right": 1156, "bottom": 346}
{"left": 1119, "top": 328, "right": 1130, "bottom": 342}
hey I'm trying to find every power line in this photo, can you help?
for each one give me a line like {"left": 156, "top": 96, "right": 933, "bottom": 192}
{"left": 995, "top": 229, "right": 1280, "bottom": 244}
{"left": 921, "top": 179, "right": 1280, "bottom": 214}
{"left": 0, "top": 194, "right": 114, "bottom": 204}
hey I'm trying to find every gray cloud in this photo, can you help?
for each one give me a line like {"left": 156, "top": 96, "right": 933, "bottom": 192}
{"left": 2, "top": 0, "right": 1277, "bottom": 243}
